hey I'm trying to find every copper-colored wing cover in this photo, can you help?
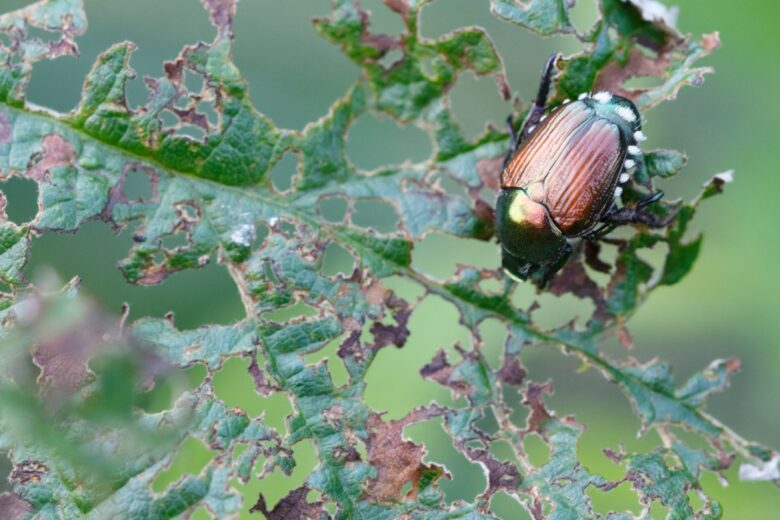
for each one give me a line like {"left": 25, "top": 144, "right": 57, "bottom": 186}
{"left": 501, "top": 101, "right": 625, "bottom": 236}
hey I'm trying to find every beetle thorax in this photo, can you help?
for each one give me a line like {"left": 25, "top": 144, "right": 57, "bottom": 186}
{"left": 496, "top": 189, "right": 568, "bottom": 265}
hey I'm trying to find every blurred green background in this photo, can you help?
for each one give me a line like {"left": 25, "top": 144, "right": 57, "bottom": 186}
{"left": 3, "top": 0, "right": 779, "bottom": 517}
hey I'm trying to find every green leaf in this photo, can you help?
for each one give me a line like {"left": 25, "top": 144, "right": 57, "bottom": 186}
{"left": 644, "top": 149, "right": 688, "bottom": 178}
{"left": 490, "top": 0, "right": 575, "bottom": 35}
{"left": 0, "top": 0, "right": 774, "bottom": 518}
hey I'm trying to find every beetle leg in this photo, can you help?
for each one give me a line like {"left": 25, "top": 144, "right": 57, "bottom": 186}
{"left": 601, "top": 207, "right": 675, "bottom": 228}
{"left": 519, "top": 53, "right": 560, "bottom": 142}
{"left": 637, "top": 190, "right": 664, "bottom": 209}
{"left": 583, "top": 222, "right": 617, "bottom": 241}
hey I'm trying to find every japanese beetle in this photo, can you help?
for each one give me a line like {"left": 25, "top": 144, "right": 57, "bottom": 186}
{"left": 497, "top": 55, "right": 668, "bottom": 286}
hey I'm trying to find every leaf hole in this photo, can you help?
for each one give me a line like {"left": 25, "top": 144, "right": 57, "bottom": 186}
{"left": 318, "top": 195, "right": 348, "bottom": 223}
{"left": 587, "top": 480, "right": 644, "bottom": 517}
{"left": 449, "top": 71, "right": 512, "bottom": 141}
{"left": 474, "top": 407, "right": 499, "bottom": 435}
{"left": 418, "top": 0, "right": 489, "bottom": 40}
{"left": 435, "top": 172, "right": 469, "bottom": 199}
{"left": 635, "top": 241, "right": 668, "bottom": 273}
{"left": 404, "top": 417, "right": 487, "bottom": 503}
{"left": 161, "top": 233, "right": 189, "bottom": 251}
{"left": 523, "top": 433, "right": 550, "bottom": 467}
{"left": 304, "top": 334, "right": 350, "bottom": 388}
{"left": 306, "top": 488, "right": 322, "bottom": 503}
{"left": 173, "top": 95, "right": 193, "bottom": 111}
{"left": 0, "top": 176, "right": 38, "bottom": 224}
{"left": 183, "top": 70, "right": 205, "bottom": 95}
{"left": 197, "top": 99, "right": 219, "bottom": 130}
{"left": 175, "top": 123, "right": 206, "bottom": 141}
{"left": 521, "top": 291, "right": 594, "bottom": 330}
{"left": 380, "top": 274, "right": 426, "bottom": 302}
{"left": 160, "top": 109, "right": 180, "bottom": 128}
{"left": 489, "top": 440, "right": 521, "bottom": 466}
{"left": 584, "top": 242, "right": 618, "bottom": 285}
{"left": 351, "top": 198, "right": 399, "bottom": 233}
{"left": 253, "top": 223, "right": 269, "bottom": 250}
{"left": 650, "top": 502, "right": 669, "bottom": 519}
{"left": 237, "top": 439, "right": 318, "bottom": 517}
{"left": 212, "top": 357, "right": 291, "bottom": 433}
{"left": 688, "top": 490, "right": 705, "bottom": 512}
{"left": 151, "top": 436, "right": 216, "bottom": 492}
{"left": 365, "top": 295, "right": 468, "bottom": 418}
{"left": 321, "top": 242, "right": 356, "bottom": 277}
{"left": 413, "top": 232, "right": 498, "bottom": 279}
{"left": 174, "top": 200, "right": 200, "bottom": 223}
{"left": 568, "top": 0, "right": 601, "bottom": 32}
{"left": 490, "top": 491, "right": 532, "bottom": 520}
{"left": 27, "top": 224, "right": 244, "bottom": 329}
{"left": 231, "top": 443, "right": 248, "bottom": 462}
{"left": 418, "top": 54, "right": 438, "bottom": 79}
{"left": 25, "top": 25, "right": 61, "bottom": 45}
{"left": 232, "top": 1, "right": 360, "bottom": 129}
{"left": 261, "top": 259, "right": 280, "bottom": 285}
{"left": 378, "top": 48, "right": 404, "bottom": 70}
{"left": 278, "top": 220, "right": 297, "bottom": 235}
{"left": 263, "top": 301, "right": 318, "bottom": 322}
{"left": 345, "top": 113, "right": 431, "bottom": 170}
{"left": 363, "top": 0, "right": 408, "bottom": 37}
{"left": 122, "top": 166, "right": 155, "bottom": 201}
{"left": 269, "top": 152, "right": 299, "bottom": 193}
{"left": 188, "top": 508, "right": 212, "bottom": 520}
{"left": 503, "top": 384, "right": 529, "bottom": 428}
{"left": 663, "top": 451, "right": 682, "bottom": 471}
{"left": 477, "top": 318, "right": 508, "bottom": 370}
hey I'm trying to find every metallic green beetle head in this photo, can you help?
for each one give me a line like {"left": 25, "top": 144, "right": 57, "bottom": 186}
{"left": 496, "top": 189, "right": 572, "bottom": 283}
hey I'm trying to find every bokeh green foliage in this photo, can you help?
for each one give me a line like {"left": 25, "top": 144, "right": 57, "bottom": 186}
{"left": 0, "top": 0, "right": 778, "bottom": 518}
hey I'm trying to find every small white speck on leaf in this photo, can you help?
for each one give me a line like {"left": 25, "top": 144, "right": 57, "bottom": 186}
{"left": 230, "top": 223, "right": 255, "bottom": 246}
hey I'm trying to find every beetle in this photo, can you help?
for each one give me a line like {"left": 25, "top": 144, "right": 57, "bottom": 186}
{"left": 497, "top": 55, "right": 670, "bottom": 286}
